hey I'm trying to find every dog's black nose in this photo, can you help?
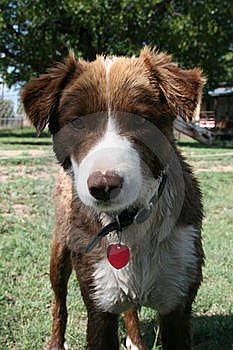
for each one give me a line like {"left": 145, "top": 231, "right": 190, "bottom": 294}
{"left": 87, "top": 170, "right": 123, "bottom": 201}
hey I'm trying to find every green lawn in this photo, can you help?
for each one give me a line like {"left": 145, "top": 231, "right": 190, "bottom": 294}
{"left": 0, "top": 129, "right": 233, "bottom": 349}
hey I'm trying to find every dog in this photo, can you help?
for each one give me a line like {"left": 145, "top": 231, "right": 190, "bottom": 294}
{"left": 22, "top": 47, "right": 205, "bottom": 350}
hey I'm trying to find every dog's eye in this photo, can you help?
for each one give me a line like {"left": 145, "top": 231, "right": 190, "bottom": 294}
{"left": 70, "top": 118, "right": 85, "bottom": 130}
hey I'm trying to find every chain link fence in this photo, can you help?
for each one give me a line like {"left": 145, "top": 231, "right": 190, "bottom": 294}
{"left": 0, "top": 114, "right": 25, "bottom": 128}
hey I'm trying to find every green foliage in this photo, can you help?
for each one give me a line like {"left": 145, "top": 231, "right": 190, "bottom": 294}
{"left": 0, "top": 0, "right": 232, "bottom": 89}
{"left": 164, "top": 0, "right": 233, "bottom": 89}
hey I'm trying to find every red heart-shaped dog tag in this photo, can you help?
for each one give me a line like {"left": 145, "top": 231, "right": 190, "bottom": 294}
{"left": 107, "top": 244, "right": 130, "bottom": 269}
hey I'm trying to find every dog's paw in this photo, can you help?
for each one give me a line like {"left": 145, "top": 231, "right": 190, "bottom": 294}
{"left": 126, "top": 336, "right": 147, "bottom": 350}
{"left": 49, "top": 341, "right": 68, "bottom": 350}
{"left": 126, "top": 336, "right": 140, "bottom": 350}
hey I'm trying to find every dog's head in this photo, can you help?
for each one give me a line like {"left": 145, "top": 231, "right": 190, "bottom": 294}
{"left": 22, "top": 47, "right": 205, "bottom": 215}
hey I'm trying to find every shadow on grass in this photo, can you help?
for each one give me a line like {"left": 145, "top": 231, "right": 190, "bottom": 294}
{"left": 123, "top": 314, "right": 233, "bottom": 349}
{"left": 3, "top": 140, "right": 52, "bottom": 146}
{"left": 177, "top": 141, "right": 210, "bottom": 149}
{"left": 0, "top": 129, "right": 50, "bottom": 138}
{"left": 177, "top": 139, "right": 233, "bottom": 149}
{"left": 193, "top": 314, "right": 233, "bottom": 350}
{"left": 0, "top": 128, "right": 52, "bottom": 145}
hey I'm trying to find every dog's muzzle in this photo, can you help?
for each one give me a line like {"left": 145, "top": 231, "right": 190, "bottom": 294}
{"left": 85, "top": 171, "right": 167, "bottom": 253}
{"left": 87, "top": 170, "right": 123, "bottom": 202}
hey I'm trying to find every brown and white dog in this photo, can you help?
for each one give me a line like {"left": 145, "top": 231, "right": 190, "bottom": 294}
{"left": 22, "top": 47, "right": 205, "bottom": 350}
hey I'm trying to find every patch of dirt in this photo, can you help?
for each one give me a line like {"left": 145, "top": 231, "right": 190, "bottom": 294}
{"left": 13, "top": 203, "right": 30, "bottom": 217}
{"left": 0, "top": 163, "right": 59, "bottom": 182}
{"left": 0, "top": 174, "right": 9, "bottom": 182}
{"left": 0, "top": 202, "right": 30, "bottom": 217}
{"left": 0, "top": 149, "right": 52, "bottom": 158}
{"left": 190, "top": 152, "right": 233, "bottom": 158}
{"left": 195, "top": 165, "right": 233, "bottom": 172}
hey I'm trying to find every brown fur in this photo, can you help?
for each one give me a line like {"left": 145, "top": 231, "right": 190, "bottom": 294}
{"left": 22, "top": 47, "right": 205, "bottom": 350}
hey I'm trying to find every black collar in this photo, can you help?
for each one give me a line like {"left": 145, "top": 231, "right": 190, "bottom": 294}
{"left": 85, "top": 172, "right": 167, "bottom": 253}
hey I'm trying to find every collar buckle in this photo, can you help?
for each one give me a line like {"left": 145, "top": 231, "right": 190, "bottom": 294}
{"left": 134, "top": 171, "right": 167, "bottom": 225}
{"left": 134, "top": 202, "right": 153, "bottom": 224}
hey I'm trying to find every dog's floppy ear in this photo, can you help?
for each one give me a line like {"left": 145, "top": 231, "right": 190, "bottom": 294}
{"left": 21, "top": 51, "right": 83, "bottom": 135}
{"left": 140, "top": 47, "right": 206, "bottom": 121}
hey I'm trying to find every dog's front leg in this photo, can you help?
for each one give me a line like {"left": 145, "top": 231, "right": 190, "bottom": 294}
{"left": 159, "top": 303, "right": 193, "bottom": 350}
{"left": 124, "top": 308, "right": 148, "bottom": 350}
{"left": 76, "top": 272, "right": 119, "bottom": 350}
{"left": 86, "top": 308, "right": 119, "bottom": 350}
{"left": 49, "top": 239, "right": 72, "bottom": 350}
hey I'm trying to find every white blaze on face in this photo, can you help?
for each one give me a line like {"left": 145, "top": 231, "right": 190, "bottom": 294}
{"left": 103, "top": 56, "right": 117, "bottom": 112}
{"left": 71, "top": 117, "right": 143, "bottom": 211}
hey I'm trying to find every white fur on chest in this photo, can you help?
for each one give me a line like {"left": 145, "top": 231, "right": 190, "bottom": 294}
{"left": 92, "top": 224, "right": 199, "bottom": 315}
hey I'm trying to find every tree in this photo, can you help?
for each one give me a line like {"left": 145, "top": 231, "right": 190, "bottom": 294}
{"left": 162, "top": 0, "right": 233, "bottom": 89}
{"left": 0, "top": 0, "right": 233, "bottom": 89}
{"left": 0, "top": 98, "right": 14, "bottom": 118}
{"left": 16, "top": 100, "right": 24, "bottom": 115}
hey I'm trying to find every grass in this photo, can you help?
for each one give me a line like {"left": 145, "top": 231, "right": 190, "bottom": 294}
{"left": 0, "top": 129, "right": 233, "bottom": 349}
